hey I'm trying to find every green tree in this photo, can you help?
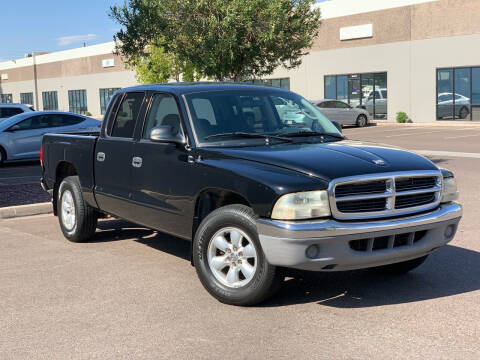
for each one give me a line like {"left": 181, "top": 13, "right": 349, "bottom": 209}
{"left": 110, "top": 0, "right": 321, "bottom": 81}
{"left": 134, "top": 44, "right": 174, "bottom": 83}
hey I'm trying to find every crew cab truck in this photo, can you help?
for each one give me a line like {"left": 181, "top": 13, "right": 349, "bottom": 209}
{"left": 41, "top": 84, "right": 462, "bottom": 306}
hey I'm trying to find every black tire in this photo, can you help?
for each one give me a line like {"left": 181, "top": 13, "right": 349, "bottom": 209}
{"left": 0, "top": 147, "right": 6, "bottom": 165}
{"left": 459, "top": 106, "right": 469, "bottom": 119}
{"left": 193, "top": 204, "right": 283, "bottom": 306}
{"left": 356, "top": 114, "right": 368, "bottom": 127}
{"left": 57, "top": 175, "right": 98, "bottom": 243}
{"left": 369, "top": 255, "right": 428, "bottom": 275}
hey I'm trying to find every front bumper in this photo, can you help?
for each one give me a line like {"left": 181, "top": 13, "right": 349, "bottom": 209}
{"left": 256, "top": 202, "right": 462, "bottom": 271}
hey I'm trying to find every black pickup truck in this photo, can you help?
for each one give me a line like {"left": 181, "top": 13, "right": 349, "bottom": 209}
{"left": 41, "top": 83, "right": 462, "bottom": 305}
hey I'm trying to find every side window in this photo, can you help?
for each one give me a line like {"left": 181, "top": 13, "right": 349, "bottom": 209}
{"left": 335, "top": 101, "right": 350, "bottom": 109}
{"left": 14, "top": 115, "right": 49, "bottom": 130}
{"left": 381, "top": 90, "right": 387, "bottom": 98}
{"left": 110, "top": 92, "right": 145, "bottom": 138}
{"left": 324, "top": 101, "right": 335, "bottom": 108}
{"left": 60, "top": 114, "right": 84, "bottom": 126}
{"left": 1, "top": 107, "right": 24, "bottom": 117}
{"left": 143, "top": 93, "right": 181, "bottom": 139}
{"left": 316, "top": 102, "right": 326, "bottom": 108}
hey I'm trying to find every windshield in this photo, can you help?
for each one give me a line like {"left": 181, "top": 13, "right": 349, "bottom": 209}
{"left": 184, "top": 89, "right": 341, "bottom": 145}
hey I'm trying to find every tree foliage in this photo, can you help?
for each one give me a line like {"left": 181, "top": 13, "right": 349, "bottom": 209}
{"left": 133, "top": 44, "right": 201, "bottom": 83}
{"left": 110, "top": 0, "right": 321, "bottom": 81}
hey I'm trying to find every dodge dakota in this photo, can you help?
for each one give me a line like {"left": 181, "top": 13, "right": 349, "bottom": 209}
{"left": 41, "top": 83, "right": 462, "bottom": 305}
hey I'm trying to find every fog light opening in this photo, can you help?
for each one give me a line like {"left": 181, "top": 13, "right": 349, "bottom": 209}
{"left": 306, "top": 244, "right": 319, "bottom": 259}
{"left": 444, "top": 224, "right": 456, "bottom": 239}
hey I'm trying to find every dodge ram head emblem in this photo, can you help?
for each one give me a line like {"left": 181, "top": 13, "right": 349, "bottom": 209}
{"left": 372, "top": 159, "right": 386, "bottom": 165}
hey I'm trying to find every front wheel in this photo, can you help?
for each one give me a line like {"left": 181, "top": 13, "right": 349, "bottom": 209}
{"left": 57, "top": 176, "right": 98, "bottom": 243}
{"left": 369, "top": 255, "right": 428, "bottom": 275}
{"left": 356, "top": 114, "right": 368, "bottom": 127}
{"left": 193, "top": 205, "right": 283, "bottom": 306}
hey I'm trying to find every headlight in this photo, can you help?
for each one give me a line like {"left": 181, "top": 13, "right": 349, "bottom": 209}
{"left": 271, "top": 190, "right": 331, "bottom": 220}
{"left": 440, "top": 169, "right": 459, "bottom": 203}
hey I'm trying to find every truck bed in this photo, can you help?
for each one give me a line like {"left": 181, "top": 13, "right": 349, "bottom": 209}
{"left": 42, "top": 132, "right": 99, "bottom": 208}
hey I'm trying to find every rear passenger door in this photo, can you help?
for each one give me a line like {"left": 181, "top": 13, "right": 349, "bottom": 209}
{"left": 94, "top": 92, "right": 146, "bottom": 219}
{"left": 7, "top": 115, "right": 52, "bottom": 159}
{"left": 129, "top": 92, "right": 193, "bottom": 238}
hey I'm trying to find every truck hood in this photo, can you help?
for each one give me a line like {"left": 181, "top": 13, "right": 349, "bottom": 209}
{"left": 201, "top": 140, "right": 438, "bottom": 182}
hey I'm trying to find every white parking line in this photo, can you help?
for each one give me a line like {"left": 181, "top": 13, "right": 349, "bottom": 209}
{"left": 444, "top": 134, "right": 480, "bottom": 139}
{"left": 413, "top": 150, "right": 480, "bottom": 159}
{"left": 386, "top": 130, "right": 449, "bottom": 138}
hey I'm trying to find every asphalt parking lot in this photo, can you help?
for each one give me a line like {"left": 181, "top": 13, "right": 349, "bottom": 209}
{"left": 1, "top": 123, "right": 479, "bottom": 359}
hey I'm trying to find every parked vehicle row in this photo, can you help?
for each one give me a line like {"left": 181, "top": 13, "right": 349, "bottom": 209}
{"left": 41, "top": 83, "right": 461, "bottom": 306}
{"left": 0, "top": 111, "right": 101, "bottom": 164}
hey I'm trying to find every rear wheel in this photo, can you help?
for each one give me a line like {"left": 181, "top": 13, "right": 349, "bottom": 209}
{"left": 369, "top": 255, "right": 428, "bottom": 275}
{"left": 459, "top": 106, "right": 469, "bottom": 119}
{"left": 356, "top": 114, "right": 368, "bottom": 127}
{"left": 193, "top": 205, "right": 283, "bottom": 306}
{"left": 57, "top": 176, "right": 98, "bottom": 242}
{"left": 0, "top": 147, "right": 6, "bottom": 165}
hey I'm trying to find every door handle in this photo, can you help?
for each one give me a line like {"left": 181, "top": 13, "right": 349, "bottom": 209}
{"left": 132, "top": 156, "right": 143, "bottom": 168}
{"left": 97, "top": 152, "right": 106, "bottom": 162}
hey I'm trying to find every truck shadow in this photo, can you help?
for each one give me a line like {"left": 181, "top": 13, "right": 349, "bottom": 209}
{"left": 263, "top": 245, "right": 480, "bottom": 308}
{"left": 91, "top": 220, "right": 479, "bottom": 308}
{"left": 94, "top": 219, "right": 191, "bottom": 261}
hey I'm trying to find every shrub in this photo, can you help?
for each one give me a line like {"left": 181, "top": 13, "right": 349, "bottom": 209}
{"left": 85, "top": 111, "right": 92, "bottom": 116}
{"left": 396, "top": 112, "right": 408, "bottom": 123}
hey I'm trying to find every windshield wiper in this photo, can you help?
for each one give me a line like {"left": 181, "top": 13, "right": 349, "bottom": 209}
{"left": 204, "top": 132, "right": 293, "bottom": 143}
{"left": 278, "top": 131, "right": 345, "bottom": 140}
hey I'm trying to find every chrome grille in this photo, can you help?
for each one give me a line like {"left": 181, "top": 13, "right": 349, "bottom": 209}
{"left": 329, "top": 171, "right": 442, "bottom": 220}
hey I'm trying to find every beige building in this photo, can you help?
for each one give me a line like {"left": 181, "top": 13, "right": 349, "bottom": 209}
{"left": 1, "top": 0, "right": 480, "bottom": 121}
{"left": 0, "top": 43, "right": 137, "bottom": 116}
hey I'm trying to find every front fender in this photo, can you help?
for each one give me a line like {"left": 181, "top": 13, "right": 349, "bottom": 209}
{"left": 196, "top": 158, "right": 328, "bottom": 217}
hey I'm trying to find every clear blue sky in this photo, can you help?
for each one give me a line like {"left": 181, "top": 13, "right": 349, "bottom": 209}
{"left": 1, "top": 0, "right": 328, "bottom": 62}
{"left": 1, "top": 0, "right": 120, "bottom": 61}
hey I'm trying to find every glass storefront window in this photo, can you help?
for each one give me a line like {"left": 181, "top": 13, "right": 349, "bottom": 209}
{"left": 324, "top": 72, "right": 387, "bottom": 119}
{"left": 325, "top": 76, "right": 336, "bottom": 99}
{"left": 436, "top": 67, "right": 480, "bottom": 121}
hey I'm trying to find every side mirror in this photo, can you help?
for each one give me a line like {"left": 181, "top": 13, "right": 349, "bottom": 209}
{"left": 331, "top": 120, "right": 342, "bottom": 133}
{"left": 150, "top": 125, "right": 186, "bottom": 144}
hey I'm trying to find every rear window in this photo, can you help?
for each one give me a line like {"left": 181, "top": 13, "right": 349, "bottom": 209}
{"left": 110, "top": 92, "right": 145, "bottom": 138}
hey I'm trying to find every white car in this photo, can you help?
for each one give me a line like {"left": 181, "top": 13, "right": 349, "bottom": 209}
{"left": 312, "top": 99, "right": 370, "bottom": 127}
{"left": 437, "top": 92, "right": 470, "bottom": 119}
{"left": 363, "top": 88, "right": 387, "bottom": 119}
{"left": 0, "top": 103, "right": 34, "bottom": 120}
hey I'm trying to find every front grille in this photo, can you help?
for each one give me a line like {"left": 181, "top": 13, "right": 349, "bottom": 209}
{"left": 335, "top": 180, "right": 387, "bottom": 197}
{"left": 330, "top": 172, "right": 442, "bottom": 220}
{"left": 337, "top": 198, "right": 386, "bottom": 213}
{"left": 349, "top": 230, "right": 428, "bottom": 252}
{"left": 395, "top": 192, "right": 436, "bottom": 209}
{"left": 395, "top": 176, "right": 437, "bottom": 191}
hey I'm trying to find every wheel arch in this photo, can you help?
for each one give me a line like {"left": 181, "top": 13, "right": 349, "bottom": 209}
{"left": 191, "top": 188, "right": 252, "bottom": 264}
{"left": 52, "top": 161, "right": 78, "bottom": 216}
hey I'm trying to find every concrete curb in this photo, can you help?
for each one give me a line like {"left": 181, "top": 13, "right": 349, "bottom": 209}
{"left": 0, "top": 202, "right": 53, "bottom": 219}
{"left": 372, "top": 121, "right": 480, "bottom": 127}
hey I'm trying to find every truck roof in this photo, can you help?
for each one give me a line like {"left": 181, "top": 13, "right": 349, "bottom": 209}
{"left": 119, "top": 82, "right": 291, "bottom": 95}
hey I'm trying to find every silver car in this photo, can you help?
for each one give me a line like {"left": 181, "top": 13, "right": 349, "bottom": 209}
{"left": 0, "top": 111, "right": 101, "bottom": 164}
{"left": 0, "top": 103, "right": 34, "bottom": 120}
{"left": 312, "top": 99, "right": 370, "bottom": 127}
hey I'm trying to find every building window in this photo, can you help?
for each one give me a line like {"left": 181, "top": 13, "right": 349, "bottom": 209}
{"left": 0, "top": 93, "right": 13, "bottom": 103}
{"left": 20, "top": 92, "right": 34, "bottom": 105}
{"left": 324, "top": 72, "right": 387, "bottom": 119}
{"left": 42, "top": 91, "right": 58, "bottom": 110}
{"left": 68, "top": 89, "right": 87, "bottom": 114}
{"left": 244, "top": 78, "right": 290, "bottom": 90}
{"left": 436, "top": 67, "right": 479, "bottom": 121}
{"left": 99, "top": 88, "right": 120, "bottom": 115}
